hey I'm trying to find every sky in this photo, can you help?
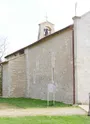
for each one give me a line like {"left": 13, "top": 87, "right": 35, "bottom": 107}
{"left": 0, "top": 0, "right": 90, "bottom": 55}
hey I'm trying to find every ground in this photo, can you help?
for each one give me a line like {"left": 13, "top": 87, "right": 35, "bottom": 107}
{"left": 0, "top": 98, "right": 72, "bottom": 108}
{"left": 0, "top": 98, "right": 87, "bottom": 117}
{"left": 0, "top": 116, "right": 90, "bottom": 124}
{"left": 0, "top": 107, "right": 86, "bottom": 117}
{"left": 0, "top": 98, "right": 88, "bottom": 124}
{"left": 0, "top": 98, "right": 86, "bottom": 116}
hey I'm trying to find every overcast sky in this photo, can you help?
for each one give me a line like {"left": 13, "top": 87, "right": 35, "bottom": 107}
{"left": 0, "top": 0, "right": 90, "bottom": 55}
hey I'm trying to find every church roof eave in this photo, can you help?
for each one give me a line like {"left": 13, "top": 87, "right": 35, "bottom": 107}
{"left": 5, "top": 24, "right": 73, "bottom": 58}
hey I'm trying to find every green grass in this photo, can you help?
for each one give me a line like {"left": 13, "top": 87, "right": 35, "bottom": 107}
{"left": 0, "top": 71, "right": 2, "bottom": 96}
{"left": 0, "top": 116, "right": 90, "bottom": 124}
{"left": 0, "top": 98, "right": 72, "bottom": 108}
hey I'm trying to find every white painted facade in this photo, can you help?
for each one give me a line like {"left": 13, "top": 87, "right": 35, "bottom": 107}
{"left": 73, "top": 11, "right": 90, "bottom": 104}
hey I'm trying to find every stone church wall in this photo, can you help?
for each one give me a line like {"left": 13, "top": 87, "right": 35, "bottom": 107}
{"left": 0, "top": 65, "right": 2, "bottom": 96}
{"left": 2, "top": 55, "right": 26, "bottom": 97}
{"left": 2, "top": 62, "right": 8, "bottom": 97}
{"left": 25, "top": 28, "right": 73, "bottom": 104}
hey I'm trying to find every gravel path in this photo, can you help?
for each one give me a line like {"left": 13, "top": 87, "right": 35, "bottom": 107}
{"left": 0, "top": 107, "right": 87, "bottom": 117}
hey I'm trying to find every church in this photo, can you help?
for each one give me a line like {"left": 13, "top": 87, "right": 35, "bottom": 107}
{"left": 1, "top": 11, "right": 90, "bottom": 104}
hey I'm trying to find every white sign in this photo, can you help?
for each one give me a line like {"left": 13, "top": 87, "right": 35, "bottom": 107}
{"left": 48, "top": 83, "right": 56, "bottom": 93}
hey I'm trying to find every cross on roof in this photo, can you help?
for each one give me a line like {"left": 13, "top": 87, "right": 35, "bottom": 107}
{"left": 45, "top": 13, "right": 48, "bottom": 21}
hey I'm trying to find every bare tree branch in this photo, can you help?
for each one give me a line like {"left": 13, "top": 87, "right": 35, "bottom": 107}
{"left": 0, "top": 37, "right": 8, "bottom": 61}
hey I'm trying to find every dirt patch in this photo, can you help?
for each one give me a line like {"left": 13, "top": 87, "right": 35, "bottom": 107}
{"left": 0, "top": 103, "right": 17, "bottom": 109}
{"left": 0, "top": 103, "right": 87, "bottom": 117}
{"left": 0, "top": 107, "right": 87, "bottom": 117}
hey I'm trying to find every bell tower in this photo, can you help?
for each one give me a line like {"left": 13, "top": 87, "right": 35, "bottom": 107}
{"left": 38, "top": 21, "right": 55, "bottom": 40}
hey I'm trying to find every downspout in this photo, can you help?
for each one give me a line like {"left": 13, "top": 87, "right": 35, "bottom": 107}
{"left": 72, "top": 27, "right": 75, "bottom": 104}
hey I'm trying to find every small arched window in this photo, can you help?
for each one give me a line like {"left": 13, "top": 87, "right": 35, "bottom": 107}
{"left": 44, "top": 26, "right": 51, "bottom": 36}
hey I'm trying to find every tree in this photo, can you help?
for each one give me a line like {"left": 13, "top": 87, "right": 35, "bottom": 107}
{"left": 0, "top": 36, "right": 8, "bottom": 96}
{"left": 0, "top": 36, "right": 8, "bottom": 62}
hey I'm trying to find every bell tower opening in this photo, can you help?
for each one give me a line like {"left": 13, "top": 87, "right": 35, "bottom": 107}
{"left": 38, "top": 20, "right": 55, "bottom": 40}
{"left": 44, "top": 26, "right": 51, "bottom": 36}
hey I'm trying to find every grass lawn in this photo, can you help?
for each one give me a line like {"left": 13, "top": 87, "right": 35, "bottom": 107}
{"left": 0, "top": 116, "right": 90, "bottom": 124}
{"left": 0, "top": 98, "right": 72, "bottom": 108}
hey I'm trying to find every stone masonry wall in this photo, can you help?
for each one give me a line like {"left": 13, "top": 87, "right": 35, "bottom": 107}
{"left": 3, "top": 55, "right": 26, "bottom": 97}
{"left": 25, "top": 28, "right": 73, "bottom": 104}
{"left": 2, "top": 63, "right": 8, "bottom": 97}
{"left": 0, "top": 65, "right": 2, "bottom": 96}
